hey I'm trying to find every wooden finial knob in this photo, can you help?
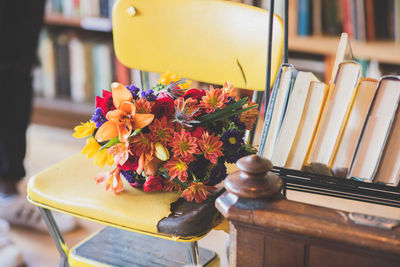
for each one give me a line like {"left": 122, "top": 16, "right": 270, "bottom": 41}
{"left": 224, "top": 155, "right": 282, "bottom": 199}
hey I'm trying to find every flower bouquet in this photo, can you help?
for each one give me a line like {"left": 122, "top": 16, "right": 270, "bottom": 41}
{"left": 73, "top": 73, "right": 258, "bottom": 203}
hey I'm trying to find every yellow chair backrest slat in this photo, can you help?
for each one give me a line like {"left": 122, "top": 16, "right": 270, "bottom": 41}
{"left": 113, "top": 0, "right": 284, "bottom": 91}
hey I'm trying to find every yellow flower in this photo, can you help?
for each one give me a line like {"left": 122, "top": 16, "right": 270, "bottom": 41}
{"left": 81, "top": 137, "right": 101, "bottom": 158}
{"left": 158, "top": 71, "right": 192, "bottom": 89}
{"left": 81, "top": 137, "right": 114, "bottom": 167}
{"left": 73, "top": 121, "right": 96, "bottom": 138}
{"left": 154, "top": 142, "right": 170, "bottom": 161}
{"left": 94, "top": 148, "right": 114, "bottom": 167}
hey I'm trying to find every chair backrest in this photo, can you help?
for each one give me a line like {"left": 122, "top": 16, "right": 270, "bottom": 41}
{"left": 112, "top": 0, "right": 283, "bottom": 91}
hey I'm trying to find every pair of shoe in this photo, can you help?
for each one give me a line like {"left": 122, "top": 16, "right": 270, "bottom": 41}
{"left": 0, "top": 193, "right": 77, "bottom": 233}
{"left": 0, "top": 193, "right": 78, "bottom": 267}
{"left": 0, "top": 219, "right": 25, "bottom": 267}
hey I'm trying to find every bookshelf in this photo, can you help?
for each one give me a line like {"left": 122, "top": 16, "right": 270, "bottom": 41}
{"left": 289, "top": 36, "right": 400, "bottom": 65}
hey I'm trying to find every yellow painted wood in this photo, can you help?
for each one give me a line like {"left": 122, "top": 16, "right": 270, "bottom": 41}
{"left": 27, "top": 154, "right": 188, "bottom": 240}
{"left": 113, "top": 0, "right": 284, "bottom": 91}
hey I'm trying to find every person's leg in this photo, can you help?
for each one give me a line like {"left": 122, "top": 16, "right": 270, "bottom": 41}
{"left": 0, "top": 1, "right": 77, "bottom": 234}
{"left": 0, "top": 0, "right": 45, "bottom": 195}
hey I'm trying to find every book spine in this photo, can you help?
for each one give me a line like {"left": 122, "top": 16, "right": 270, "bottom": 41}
{"left": 298, "top": 0, "right": 310, "bottom": 36}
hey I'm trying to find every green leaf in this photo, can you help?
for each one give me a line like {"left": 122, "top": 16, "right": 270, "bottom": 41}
{"left": 199, "top": 97, "right": 248, "bottom": 124}
{"left": 99, "top": 136, "right": 120, "bottom": 151}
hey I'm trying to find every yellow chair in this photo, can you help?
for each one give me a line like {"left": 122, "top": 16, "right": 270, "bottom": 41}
{"left": 27, "top": 0, "right": 283, "bottom": 266}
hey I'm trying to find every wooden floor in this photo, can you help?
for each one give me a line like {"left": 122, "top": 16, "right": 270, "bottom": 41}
{"left": 9, "top": 124, "right": 229, "bottom": 267}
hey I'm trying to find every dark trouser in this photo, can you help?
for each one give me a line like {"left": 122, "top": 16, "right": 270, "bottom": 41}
{"left": 0, "top": 0, "right": 45, "bottom": 181}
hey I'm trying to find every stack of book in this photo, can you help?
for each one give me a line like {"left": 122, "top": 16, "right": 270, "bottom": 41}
{"left": 34, "top": 29, "right": 161, "bottom": 103}
{"left": 260, "top": 33, "right": 400, "bottom": 187}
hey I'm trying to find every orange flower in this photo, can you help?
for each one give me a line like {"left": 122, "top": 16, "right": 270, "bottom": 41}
{"left": 181, "top": 183, "right": 216, "bottom": 203}
{"left": 108, "top": 141, "right": 130, "bottom": 166}
{"left": 95, "top": 82, "right": 154, "bottom": 142}
{"left": 169, "top": 130, "right": 200, "bottom": 162}
{"left": 131, "top": 133, "right": 154, "bottom": 175}
{"left": 163, "top": 179, "right": 184, "bottom": 192}
{"left": 134, "top": 98, "right": 154, "bottom": 114}
{"left": 149, "top": 117, "right": 174, "bottom": 145}
{"left": 200, "top": 85, "right": 229, "bottom": 113}
{"left": 94, "top": 168, "right": 124, "bottom": 194}
{"left": 222, "top": 81, "right": 237, "bottom": 99}
{"left": 239, "top": 102, "right": 259, "bottom": 130}
{"left": 198, "top": 132, "right": 223, "bottom": 164}
{"left": 164, "top": 158, "right": 189, "bottom": 182}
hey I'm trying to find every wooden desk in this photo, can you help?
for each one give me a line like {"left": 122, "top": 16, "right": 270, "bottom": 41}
{"left": 216, "top": 155, "right": 400, "bottom": 267}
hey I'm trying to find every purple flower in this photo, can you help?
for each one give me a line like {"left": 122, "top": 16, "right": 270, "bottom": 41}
{"left": 208, "top": 163, "right": 227, "bottom": 186}
{"left": 141, "top": 89, "right": 157, "bottom": 101}
{"left": 190, "top": 155, "right": 210, "bottom": 180}
{"left": 221, "top": 130, "right": 244, "bottom": 151}
{"left": 230, "top": 115, "right": 246, "bottom": 130}
{"left": 225, "top": 147, "right": 250, "bottom": 163}
{"left": 121, "top": 170, "right": 144, "bottom": 188}
{"left": 91, "top": 108, "right": 107, "bottom": 128}
{"left": 126, "top": 84, "right": 140, "bottom": 99}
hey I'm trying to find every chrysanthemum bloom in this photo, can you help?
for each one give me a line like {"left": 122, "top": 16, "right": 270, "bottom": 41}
{"left": 173, "top": 97, "right": 200, "bottom": 128}
{"left": 239, "top": 102, "right": 259, "bottom": 130}
{"left": 149, "top": 117, "right": 174, "bottom": 145}
{"left": 163, "top": 180, "right": 183, "bottom": 192}
{"left": 73, "top": 121, "right": 96, "bottom": 138}
{"left": 169, "top": 130, "right": 200, "bottom": 162}
{"left": 198, "top": 132, "right": 223, "bottom": 164}
{"left": 81, "top": 137, "right": 114, "bottom": 167}
{"left": 134, "top": 97, "right": 154, "bottom": 114}
{"left": 94, "top": 168, "right": 123, "bottom": 194}
{"left": 164, "top": 158, "right": 189, "bottom": 182}
{"left": 95, "top": 82, "right": 154, "bottom": 142}
{"left": 131, "top": 133, "right": 154, "bottom": 175}
{"left": 181, "top": 183, "right": 215, "bottom": 203}
{"left": 200, "top": 85, "right": 229, "bottom": 113}
{"left": 221, "top": 129, "right": 244, "bottom": 151}
{"left": 108, "top": 141, "right": 130, "bottom": 166}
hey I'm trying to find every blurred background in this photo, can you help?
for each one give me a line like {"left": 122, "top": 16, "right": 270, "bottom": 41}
{"left": 9, "top": 0, "right": 400, "bottom": 265}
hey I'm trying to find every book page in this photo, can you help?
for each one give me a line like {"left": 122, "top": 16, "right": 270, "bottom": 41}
{"left": 286, "top": 82, "right": 327, "bottom": 170}
{"left": 310, "top": 62, "right": 361, "bottom": 167}
{"left": 272, "top": 72, "right": 318, "bottom": 166}
{"left": 350, "top": 79, "right": 400, "bottom": 180}
{"left": 262, "top": 66, "right": 294, "bottom": 159}
{"left": 375, "top": 107, "right": 400, "bottom": 186}
{"left": 332, "top": 79, "right": 378, "bottom": 177}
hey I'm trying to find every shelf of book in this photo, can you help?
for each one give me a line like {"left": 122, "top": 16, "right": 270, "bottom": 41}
{"left": 32, "top": 97, "right": 92, "bottom": 129}
{"left": 44, "top": 15, "right": 112, "bottom": 32}
{"left": 45, "top": 14, "right": 81, "bottom": 28}
{"left": 289, "top": 36, "right": 400, "bottom": 65}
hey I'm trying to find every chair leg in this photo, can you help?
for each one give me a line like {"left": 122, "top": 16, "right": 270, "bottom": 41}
{"left": 187, "top": 241, "right": 200, "bottom": 265}
{"left": 38, "top": 207, "right": 69, "bottom": 267}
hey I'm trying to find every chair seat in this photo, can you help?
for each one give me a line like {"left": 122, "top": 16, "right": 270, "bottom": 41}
{"left": 69, "top": 226, "right": 219, "bottom": 267}
{"left": 27, "top": 153, "right": 236, "bottom": 241}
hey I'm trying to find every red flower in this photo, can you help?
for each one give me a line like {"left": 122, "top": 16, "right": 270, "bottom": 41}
{"left": 95, "top": 90, "right": 115, "bottom": 115}
{"left": 191, "top": 126, "right": 207, "bottom": 139}
{"left": 152, "top": 96, "right": 175, "bottom": 119}
{"left": 183, "top": 89, "right": 206, "bottom": 101}
{"left": 143, "top": 176, "right": 164, "bottom": 192}
{"left": 117, "top": 155, "right": 138, "bottom": 171}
